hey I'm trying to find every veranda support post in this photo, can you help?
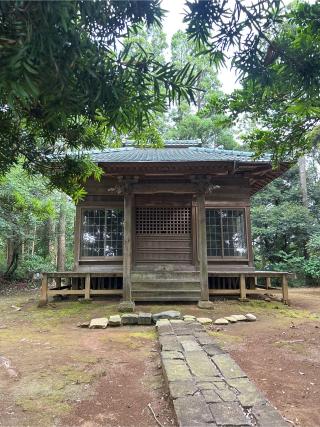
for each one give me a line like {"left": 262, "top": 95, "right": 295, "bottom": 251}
{"left": 239, "top": 274, "right": 247, "bottom": 301}
{"left": 197, "top": 191, "right": 213, "bottom": 308}
{"left": 266, "top": 277, "right": 271, "bottom": 290}
{"left": 282, "top": 274, "right": 289, "bottom": 304}
{"left": 119, "top": 189, "right": 135, "bottom": 312}
{"left": 84, "top": 274, "right": 91, "bottom": 300}
{"left": 39, "top": 273, "right": 48, "bottom": 307}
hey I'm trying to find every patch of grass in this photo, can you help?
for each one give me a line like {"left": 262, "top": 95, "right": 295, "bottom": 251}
{"left": 143, "top": 373, "right": 163, "bottom": 391}
{"left": 227, "top": 299, "right": 320, "bottom": 321}
{"left": 127, "top": 329, "right": 156, "bottom": 340}
{"left": 13, "top": 362, "right": 104, "bottom": 423}
{"left": 273, "top": 340, "right": 307, "bottom": 355}
{"left": 57, "top": 366, "right": 98, "bottom": 384}
{"left": 99, "top": 328, "right": 156, "bottom": 349}
{"left": 71, "top": 354, "right": 100, "bottom": 364}
{"left": 16, "top": 395, "right": 70, "bottom": 417}
{"left": 208, "top": 330, "right": 244, "bottom": 347}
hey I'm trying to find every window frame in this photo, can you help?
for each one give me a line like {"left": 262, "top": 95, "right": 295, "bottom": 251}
{"left": 78, "top": 205, "right": 124, "bottom": 261}
{"left": 205, "top": 206, "right": 249, "bottom": 261}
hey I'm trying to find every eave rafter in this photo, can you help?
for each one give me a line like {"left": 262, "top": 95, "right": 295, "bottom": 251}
{"left": 98, "top": 160, "right": 291, "bottom": 196}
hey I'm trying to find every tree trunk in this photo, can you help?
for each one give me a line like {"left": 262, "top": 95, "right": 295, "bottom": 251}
{"left": 4, "top": 239, "right": 20, "bottom": 277}
{"left": 31, "top": 224, "right": 37, "bottom": 256}
{"left": 6, "top": 238, "right": 14, "bottom": 268}
{"left": 44, "top": 217, "right": 56, "bottom": 260}
{"left": 57, "top": 195, "right": 67, "bottom": 271}
{"left": 298, "top": 156, "right": 308, "bottom": 208}
{"left": 298, "top": 156, "right": 310, "bottom": 285}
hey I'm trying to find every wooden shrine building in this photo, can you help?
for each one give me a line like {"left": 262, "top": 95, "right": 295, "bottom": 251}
{"left": 40, "top": 140, "right": 292, "bottom": 309}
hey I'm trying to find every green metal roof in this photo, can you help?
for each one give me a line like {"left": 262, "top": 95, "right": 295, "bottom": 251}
{"left": 89, "top": 142, "right": 272, "bottom": 164}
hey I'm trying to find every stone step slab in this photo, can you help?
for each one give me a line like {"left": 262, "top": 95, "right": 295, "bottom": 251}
{"left": 152, "top": 310, "right": 181, "bottom": 322}
{"left": 212, "top": 354, "right": 247, "bottom": 379}
{"left": 173, "top": 395, "right": 214, "bottom": 426}
{"left": 89, "top": 318, "right": 108, "bottom": 329}
{"left": 210, "top": 402, "right": 251, "bottom": 426}
{"left": 121, "top": 313, "right": 138, "bottom": 325}
{"left": 214, "top": 318, "right": 229, "bottom": 325}
{"left": 108, "top": 315, "right": 121, "bottom": 326}
{"left": 197, "top": 317, "right": 213, "bottom": 324}
{"left": 245, "top": 313, "right": 257, "bottom": 321}
{"left": 231, "top": 314, "right": 247, "bottom": 321}
{"left": 138, "top": 312, "right": 152, "bottom": 325}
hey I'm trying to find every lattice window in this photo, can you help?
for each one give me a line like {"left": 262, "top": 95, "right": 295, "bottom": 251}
{"left": 206, "top": 209, "right": 222, "bottom": 257}
{"left": 206, "top": 208, "right": 247, "bottom": 258}
{"left": 136, "top": 207, "right": 191, "bottom": 235}
{"left": 81, "top": 208, "right": 123, "bottom": 257}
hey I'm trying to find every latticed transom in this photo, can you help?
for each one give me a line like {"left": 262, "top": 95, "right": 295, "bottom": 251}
{"left": 136, "top": 207, "right": 191, "bottom": 235}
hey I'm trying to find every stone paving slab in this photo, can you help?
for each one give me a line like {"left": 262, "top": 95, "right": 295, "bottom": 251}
{"left": 158, "top": 320, "right": 289, "bottom": 427}
{"left": 173, "top": 395, "right": 215, "bottom": 426}
{"left": 210, "top": 402, "right": 251, "bottom": 426}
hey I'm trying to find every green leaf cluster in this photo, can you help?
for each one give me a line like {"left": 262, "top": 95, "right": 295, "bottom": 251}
{"left": 0, "top": 1, "right": 200, "bottom": 197}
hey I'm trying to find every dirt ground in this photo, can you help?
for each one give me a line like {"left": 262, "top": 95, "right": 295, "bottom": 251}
{"left": 0, "top": 287, "right": 319, "bottom": 427}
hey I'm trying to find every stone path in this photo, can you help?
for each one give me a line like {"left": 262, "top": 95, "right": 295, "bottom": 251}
{"left": 157, "top": 319, "right": 288, "bottom": 427}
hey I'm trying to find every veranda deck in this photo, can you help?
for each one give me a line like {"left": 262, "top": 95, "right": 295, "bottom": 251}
{"left": 39, "top": 270, "right": 293, "bottom": 306}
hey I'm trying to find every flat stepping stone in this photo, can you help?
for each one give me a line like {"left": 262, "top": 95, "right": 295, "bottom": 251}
{"left": 152, "top": 310, "right": 180, "bottom": 322}
{"left": 161, "top": 351, "right": 184, "bottom": 360}
{"left": 89, "top": 318, "right": 108, "bottom": 329}
{"left": 183, "top": 315, "right": 196, "bottom": 321}
{"left": 109, "top": 315, "right": 121, "bottom": 326}
{"left": 197, "top": 317, "right": 212, "bottom": 324}
{"left": 169, "top": 380, "right": 198, "bottom": 399}
{"left": 210, "top": 402, "right": 251, "bottom": 426}
{"left": 212, "top": 354, "right": 247, "bottom": 379}
{"left": 162, "top": 359, "right": 192, "bottom": 382}
{"left": 224, "top": 316, "right": 238, "bottom": 323}
{"left": 185, "top": 351, "right": 220, "bottom": 379}
{"left": 228, "top": 378, "right": 265, "bottom": 408}
{"left": 202, "top": 388, "right": 222, "bottom": 403}
{"left": 138, "top": 312, "right": 152, "bottom": 325}
{"left": 252, "top": 401, "right": 289, "bottom": 426}
{"left": 181, "top": 339, "right": 202, "bottom": 352}
{"left": 156, "top": 320, "right": 174, "bottom": 335}
{"left": 121, "top": 313, "right": 138, "bottom": 325}
{"left": 231, "top": 314, "right": 247, "bottom": 321}
{"left": 245, "top": 313, "right": 257, "bottom": 321}
{"left": 214, "top": 318, "right": 229, "bottom": 325}
{"left": 77, "top": 321, "right": 90, "bottom": 328}
{"left": 174, "top": 396, "right": 214, "bottom": 425}
{"left": 159, "top": 335, "right": 182, "bottom": 352}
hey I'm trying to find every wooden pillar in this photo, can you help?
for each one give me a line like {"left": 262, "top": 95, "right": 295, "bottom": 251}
{"left": 56, "top": 277, "right": 61, "bottom": 289}
{"left": 84, "top": 274, "right": 91, "bottom": 300}
{"left": 239, "top": 274, "right": 247, "bottom": 300}
{"left": 73, "top": 207, "right": 81, "bottom": 270}
{"left": 266, "top": 277, "right": 271, "bottom": 290}
{"left": 39, "top": 273, "right": 48, "bottom": 307}
{"left": 123, "top": 191, "right": 133, "bottom": 302}
{"left": 197, "top": 192, "right": 209, "bottom": 302}
{"left": 282, "top": 274, "right": 289, "bottom": 304}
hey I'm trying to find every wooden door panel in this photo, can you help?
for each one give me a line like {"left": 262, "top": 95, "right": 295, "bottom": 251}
{"left": 135, "top": 207, "right": 192, "bottom": 264}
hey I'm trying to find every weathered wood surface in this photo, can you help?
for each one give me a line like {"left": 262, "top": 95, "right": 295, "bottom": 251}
{"left": 123, "top": 191, "right": 133, "bottom": 302}
{"left": 40, "top": 269, "right": 291, "bottom": 305}
{"left": 197, "top": 193, "right": 209, "bottom": 301}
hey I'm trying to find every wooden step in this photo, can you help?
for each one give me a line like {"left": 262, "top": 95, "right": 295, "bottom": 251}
{"left": 132, "top": 281, "right": 200, "bottom": 291}
{"left": 131, "top": 271, "right": 200, "bottom": 282}
{"left": 132, "top": 294, "right": 200, "bottom": 302}
{"left": 132, "top": 288, "right": 201, "bottom": 302}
